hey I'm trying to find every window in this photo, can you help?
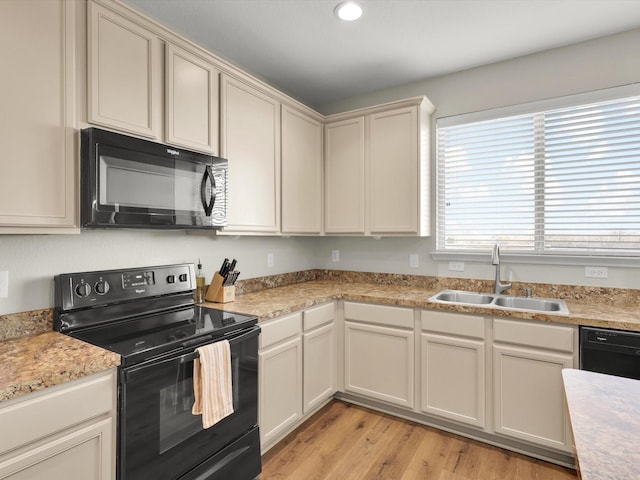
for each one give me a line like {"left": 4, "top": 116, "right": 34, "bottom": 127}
{"left": 437, "top": 87, "right": 640, "bottom": 257}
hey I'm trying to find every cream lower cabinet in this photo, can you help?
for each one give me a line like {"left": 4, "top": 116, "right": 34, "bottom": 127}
{"left": 258, "top": 312, "right": 303, "bottom": 447}
{"left": 420, "top": 311, "right": 486, "bottom": 428}
{"left": 302, "top": 303, "right": 337, "bottom": 413}
{"left": 0, "top": 0, "right": 76, "bottom": 231}
{"left": 0, "top": 370, "right": 116, "bottom": 480}
{"left": 492, "top": 318, "right": 576, "bottom": 452}
{"left": 343, "top": 302, "right": 414, "bottom": 408}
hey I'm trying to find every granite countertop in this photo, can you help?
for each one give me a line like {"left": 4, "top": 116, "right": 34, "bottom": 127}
{"left": 562, "top": 369, "right": 640, "bottom": 480}
{"left": 1, "top": 274, "right": 638, "bottom": 405}
{"left": 0, "top": 331, "right": 120, "bottom": 403}
{"left": 204, "top": 280, "right": 640, "bottom": 332}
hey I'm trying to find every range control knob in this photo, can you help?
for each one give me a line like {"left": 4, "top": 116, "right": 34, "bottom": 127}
{"left": 167, "top": 275, "right": 176, "bottom": 284}
{"left": 94, "top": 280, "right": 110, "bottom": 295}
{"left": 178, "top": 273, "right": 188, "bottom": 282}
{"left": 167, "top": 335, "right": 177, "bottom": 342}
{"left": 74, "top": 282, "right": 91, "bottom": 298}
{"left": 179, "top": 331, "right": 189, "bottom": 339}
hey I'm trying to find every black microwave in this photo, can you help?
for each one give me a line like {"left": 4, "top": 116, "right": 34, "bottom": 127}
{"left": 81, "top": 128, "right": 228, "bottom": 229}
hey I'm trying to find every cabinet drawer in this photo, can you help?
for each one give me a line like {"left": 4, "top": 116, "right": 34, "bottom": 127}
{"left": 259, "top": 312, "right": 302, "bottom": 349}
{"left": 421, "top": 310, "right": 485, "bottom": 339}
{"left": 303, "top": 303, "right": 335, "bottom": 331}
{"left": 0, "top": 370, "right": 115, "bottom": 455}
{"left": 493, "top": 318, "right": 575, "bottom": 353}
{"left": 344, "top": 302, "right": 413, "bottom": 329}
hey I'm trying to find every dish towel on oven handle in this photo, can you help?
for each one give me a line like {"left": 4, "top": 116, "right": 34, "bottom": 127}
{"left": 192, "top": 340, "right": 234, "bottom": 428}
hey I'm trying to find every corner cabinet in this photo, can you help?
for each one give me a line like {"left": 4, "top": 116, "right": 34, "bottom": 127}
{"left": 0, "top": 370, "right": 116, "bottom": 480}
{"left": 492, "top": 318, "right": 577, "bottom": 452}
{"left": 281, "top": 106, "right": 324, "bottom": 234}
{"left": 88, "top": 1, "right": 162, "bottom": 139}
{"left": 420, "top": 310, "right": 486, "bottom": 429}
{"left": 220, "top": 75, "right": 281, "bottom": 234}
{"left": 0, "top": 0, "right": 77, "bottom": 232}
{"left": 343, "top": 302, "right": 414, "bottom": 408}
{"left": 324, "top": 97, "right": 434, "bottom": 236}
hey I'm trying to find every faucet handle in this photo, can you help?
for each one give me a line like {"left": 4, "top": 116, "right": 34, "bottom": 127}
{"left": 491, "top": 243, "right": 500, "bottom": 265}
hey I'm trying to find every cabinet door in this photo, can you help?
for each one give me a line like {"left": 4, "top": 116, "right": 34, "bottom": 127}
{"left": 303, "top": 323, "right": 336, "bottom": 413}
{"left": 0, "top": 419, "right": 113, "bottom": 480}
{"left": 89, "top": 2, "right": 161, "bottom": 139}
{"left": 344, "top": 321, "right": 414, "bottom": 408}
{"left": 259, "top": 336, "right": 302, "bottom": 446}
{"left": 493, "top": 344, "right": 573, "bottom": 451}
{"left": 368, "top": 106, "right": 419, "bottom": 234}
{"left": 324, "top": 117, "right": 365, "bottom": 234}
{"left": 0, "top": 0, "right": 76, "bottom": 229}
{"left": 166, "top": 43, "right": 219, "bottom": 154}
{"left": 221, "top": 75, "right": 280, "bottom": 233}
{"left": 421, "top": 333, "right": 485, "bottom": 428}
{"left": 281, "top": 106, "right": 323, "bottom": 234}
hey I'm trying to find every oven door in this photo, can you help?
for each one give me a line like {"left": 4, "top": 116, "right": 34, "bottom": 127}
{"left": 118, "top": 327, "right": 260, "bottom": 480}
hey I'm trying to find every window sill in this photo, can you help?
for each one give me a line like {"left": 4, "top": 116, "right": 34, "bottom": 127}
{"left": 430, "top": 251, "right": 640, "bottom": 268}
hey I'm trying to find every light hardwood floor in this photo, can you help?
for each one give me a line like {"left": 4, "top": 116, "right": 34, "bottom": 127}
{"left": 261, "top": 401, "right": 578, "bottom": 480}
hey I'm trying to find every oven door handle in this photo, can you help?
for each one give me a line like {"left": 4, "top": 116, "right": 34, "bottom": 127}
{"left": 123, "top": 326, "right": 260, "bottom": 380}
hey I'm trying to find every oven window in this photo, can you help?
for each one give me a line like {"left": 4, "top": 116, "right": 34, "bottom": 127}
{"left": 158, "top": 363, "right": 201, "bottom": 454}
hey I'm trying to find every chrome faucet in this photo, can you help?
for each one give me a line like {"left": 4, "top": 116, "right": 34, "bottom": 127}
{"left": 491, "top": 243, "right": 512, "bottom": 295}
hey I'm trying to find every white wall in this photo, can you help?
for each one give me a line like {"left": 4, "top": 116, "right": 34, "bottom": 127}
{"left": 3, "top": 29, "right": 640, "bottom": 316}
{"left": 0, "top": 232, "right": 315, "bottom": 315}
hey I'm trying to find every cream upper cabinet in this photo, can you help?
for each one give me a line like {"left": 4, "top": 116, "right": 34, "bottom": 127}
{"left": 492, "top": 318, "right": 576, "bottom": 452}
{"left": 165, "top": 43, "right": 219, "bottom": 154}
{"left": 0, "top": 0, "right": 76, "bottom": 232}
{"left": 324, "top": 117, "right": 366, "bottom": 234}
{"left": 220, "top": 75, "right": 281, "bottom": 233}
{"left": 368, "top": 105, "right": 428, "bottom": 235}
{"left": 88, "top": 1, "right": 161, "bottom": 139}
{"left": 324, "top": 97, "right": 433, "bottom": 236}
{"left": 281, "top": 106, "right": 323, "bottom": 234}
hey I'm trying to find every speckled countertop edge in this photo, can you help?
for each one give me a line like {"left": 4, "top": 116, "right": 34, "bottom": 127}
{"left": 562, "top": 369, "right": 640, "bottom": 480}
{"left": 1, "top": 271, "right": 638, "bottom": 404}
{"left": 0, "top": 332, "right": 120, "bottom": 403}
{"left": 204, "top": 279, "right": 640, "bottom": 331}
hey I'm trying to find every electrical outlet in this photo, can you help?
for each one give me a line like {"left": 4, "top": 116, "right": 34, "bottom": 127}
{"left": 267, "top": 253, "right": 274, "bottom": 268}
{"left": 0, "top": 271, "right": 7, "bottom": 299}
{"left": 585, "top": 266, "right": 608, "bottom": 279}
{"left": 409, "top": 254, "right": 419, "bottom": 268}
{"left": 332, "top": 250, "right": 340, "bottom": 262}
{"left": 449, "top": 261, "right": 465, "bottom": 272}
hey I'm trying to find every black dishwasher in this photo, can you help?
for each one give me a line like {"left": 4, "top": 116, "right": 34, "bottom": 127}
{"left": 580, "top": 326, "right": 640, "bottom": 380}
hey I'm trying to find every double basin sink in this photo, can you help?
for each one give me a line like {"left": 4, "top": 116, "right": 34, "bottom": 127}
{"left": 429, "top": 290, "right": 569, "bottom": 315}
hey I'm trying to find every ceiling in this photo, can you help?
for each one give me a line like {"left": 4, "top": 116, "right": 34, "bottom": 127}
{"left": 122, "top": 0, "right": 640, "bottom": 109}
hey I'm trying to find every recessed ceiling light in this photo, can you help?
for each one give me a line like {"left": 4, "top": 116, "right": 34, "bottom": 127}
{"left": 335, "top": 1, "right": 363, "bottom": 21}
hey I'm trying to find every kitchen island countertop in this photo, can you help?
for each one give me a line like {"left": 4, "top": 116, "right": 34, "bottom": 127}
{"left": 562, "top": 369, "right": 640, "bottom": 480}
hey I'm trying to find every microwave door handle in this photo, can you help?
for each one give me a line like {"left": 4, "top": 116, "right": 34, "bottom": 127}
{"left": 200, "top": 165, "right": 216, "bottom": 216}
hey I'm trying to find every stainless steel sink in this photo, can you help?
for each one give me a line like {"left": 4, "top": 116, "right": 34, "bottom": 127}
{"left": 492, "top": 296, "right": 567, "bottom": 313}
{"left": 429, "top": 289, "right": 569, "bottom": 314}
{"left": 432, "top": 290, "right": 494, "bottom": 305}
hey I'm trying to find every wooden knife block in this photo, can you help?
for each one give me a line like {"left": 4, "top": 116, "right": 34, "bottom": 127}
{"left": 205, "top": 273, "right": 235, "bottom": 303}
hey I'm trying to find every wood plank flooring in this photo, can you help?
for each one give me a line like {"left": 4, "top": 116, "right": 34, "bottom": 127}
{"left": 261, "top": 401, "right": 578, "bottom": 480}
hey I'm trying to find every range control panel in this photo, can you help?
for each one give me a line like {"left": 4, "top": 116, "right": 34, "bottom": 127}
{"left": 55, "top": 264, "right": 195, "bottom": 311}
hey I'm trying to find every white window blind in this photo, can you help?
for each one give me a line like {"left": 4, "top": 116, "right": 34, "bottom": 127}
{"left": 437, "top": 92, "right": 640, "bottom": 256}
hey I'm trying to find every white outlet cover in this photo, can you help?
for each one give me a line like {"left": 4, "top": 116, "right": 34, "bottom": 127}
{"left": 332, "top": 250, "right": 340, "bottom": 262}
{"left": 267, "top": 253, "right": 274, "bottom": 268}
{"left": 0, "top": 271, "right": 8, "bottom": 299}
{"left": 409, "top": 254, "right": 419, "bottom": 268}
